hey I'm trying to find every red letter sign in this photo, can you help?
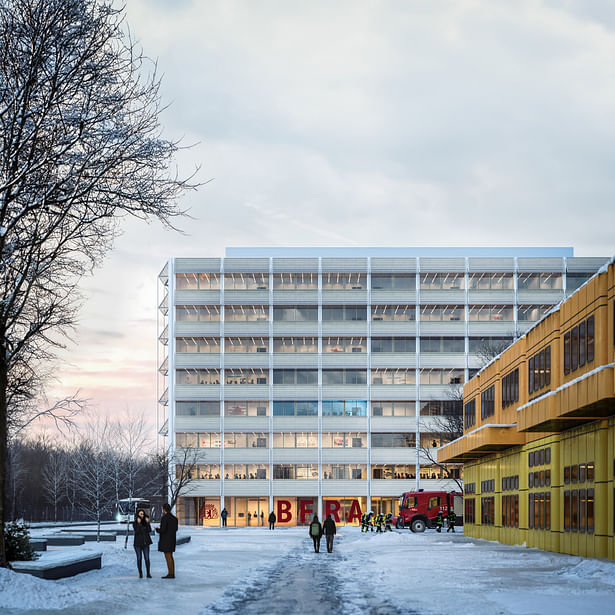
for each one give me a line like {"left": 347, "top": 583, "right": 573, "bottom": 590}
{"left": 348, "top": 499, "right": 362, "bottom": 524}
{"left": 277, "top": 500, "right": 292, "bottom": 523}
{"left": 325, "top": 500, "right": 341, "bottom": 522}
{"left": 299, "top": 500, "right": 314, "bottom": 524}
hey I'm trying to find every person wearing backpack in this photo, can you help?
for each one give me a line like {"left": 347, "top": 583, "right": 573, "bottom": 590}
{"left": 323, "top": 514, "right": 336, "bottom": 553}
{"left": 309, "top": 514, "right": 323, "bottom": 553}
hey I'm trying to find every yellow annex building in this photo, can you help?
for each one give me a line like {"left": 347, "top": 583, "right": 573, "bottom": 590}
{"left": 440, "top": 257, "right": 615, "bottom": 559}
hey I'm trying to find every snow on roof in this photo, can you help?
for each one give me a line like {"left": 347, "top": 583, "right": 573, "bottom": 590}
{"left": 439, "top": 423, "right": 518, "bottom": 449}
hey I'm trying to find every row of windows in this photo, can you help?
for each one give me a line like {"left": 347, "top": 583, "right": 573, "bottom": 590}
{"left": 528, "top": 447, "right": 551, "bottom": 467}
{"left": 481, "top": 386, "right": 495, "bottom": 419}
{"left": 528, "top": 345, "right": 551, "bottom": 396}
{"left": 564, "top": 463, "right": 594, "bottom": 484}
{"left": 176, "top": 432, "right": 417, "bottom": 449}
{"left": 464, "top": 482, "right": 476, "bottom": 494}
{"left": 176, "top": 399, "right": 462, "bottom": 418}
{"left": 528, "top": 492, "right": 551, "bottom": 530}
{"left": 563, "top": 489, "right": 594, "bottom": 533}
{"left": 177, "top": 271, "right": 588, "bottom": 292}
{"left": 176, "top": 368, "right": 465, "bottom": 387}
{"left": 501, "top": 369, "right": 519, "bottom": 409}
{"left": 528, "top": 470, "right": 551, "bottom": 488}
{"left": 175, "top": 303, "right": 566, "bottom": 323}
{"left": 176, "top": 272, "right": 592, "bottom": 290}
{"left": 563, "top": 315, "right": 595, "bottom": 375}
{"left": 502, "top": 495, "right": 519, "bottom": 527}
{"left": 464, "top": 399, "right": 476, "bottom": 429}
{"left": 481, "top": 479, "right": 496, "bottom": 493}
{"left": 502, "top": 475, "right": 519, "bottom": 491}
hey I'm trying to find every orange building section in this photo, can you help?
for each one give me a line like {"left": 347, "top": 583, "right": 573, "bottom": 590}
{"left": 440, "top": 258, "right": 615, "bottom": 559}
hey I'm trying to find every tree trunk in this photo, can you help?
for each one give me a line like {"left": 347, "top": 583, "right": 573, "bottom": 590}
{"left": 0, "top": 351, "right": 9, "bottom": 567}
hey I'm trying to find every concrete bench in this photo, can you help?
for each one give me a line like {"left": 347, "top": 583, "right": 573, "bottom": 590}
{"left": 176, "top": 534, "right": 191, "bottom": 546}
{"left": 70, "top": 532, "right": 116, "bottom": 542}
{"left": 30, "top": 538, "right": 47, "bottom": 552}
{"left": 42, "top": 535, "right": 85, "bottom": 546}
{"left": 11, "top": 550, "right": 102, "bottom": 579}
{"left": 61, "top": 529, "right": 118, "bottom": 537}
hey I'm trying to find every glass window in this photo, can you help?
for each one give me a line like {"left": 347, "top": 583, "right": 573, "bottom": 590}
{"left": 177, "top": 401, "right": 219, "bottom": 416}
{"left": 273, "top": 272, "right": 317, "bottom": 289}
{"left": 420, "top": 400, "right": 462, "bottom": 416}
{"left": 176, "top": 272, "right": 220, "bottom": 290}
{"left": 224, "top": 273, "right": 268, "bottom": 290}
{"left": 420, "top": 337, "right": 464, "bottom": 353}
{"left": 571, "top": 326, "right": 578, "bottom": 371}
{"left": 323, "top": 337, "right": 367, "bottom": 353}
{"left": 371, "top": 274, "right": 415, "bottom": 290}
{"left": 322, "top": 273, "right": 367, "bottom": 290}
{"left": 273, "top": 369, "right": 317, "bottom": 385}
{"left": 176, "top": 305, "right": 220, "bottom": 321}
{"left": 420, "top": 273, "right": 465, "bottom": 290}
{"left": 272, "top": 337, "right": 318, "bottom": 353}
{"left": 517, "top": 305, "right": 552, "bottom": 321}
{"left": 224, "top": 338, "right": 268, "bottom": 353}
{"left": 371, "top": 369, "right": 416, "bottom": 385}
{"left": 469, "top": 337, "right": 513, "bottom": 353}
{"left": 371, "top": 433, "right": 415, "bottom": 447}
{"left": 322, "top": 370, "right": 367, "bottom": 385}
{"left": 566, "top": 273, "right": 592, "bottom": 292}
{"left": 372, "top": 305, "right": 415, "bottom": 321}
{"left": 468, "top": 273, "right": 513, "bottom": 290}
{"left": 176, "top": 369, "right": 220, "bottom": 385}
{"left": 225, "top": 305, "right": 268, "bottom": 321}
{"left": 225, "top": 369, "right": 268, "bottom": 385}
{"left": 272, "top": 400, "right": 317, "bottom": 416}
{"left": 518, "top": 272, "right": 563, "bottom": 290}
{"left": 420, "top": 305, "right": 464, "bottom": 321}
{"left": 371, "top": 337, "right": 416, "bottom": 353}
{"left": 323, "top": 400, "right": 367, "bottom": 416}
{"left": 468, "top": 305, "right": 514, "bottom": 321}
{"left": 419, "top": 369, "right": 464, "bottom": 385}
{"left": 587, "top": 315, "right": 594, "bottom": 363}
{"left": 273, "top": 305, "right": 318, "bottom": 321}
{"left": 322, "top": 305, "right": 367, "bottom": 321}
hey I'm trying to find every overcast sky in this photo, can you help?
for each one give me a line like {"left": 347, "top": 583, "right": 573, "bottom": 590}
{"left": 46, "top": 0, "right": 615, "bottom": 437}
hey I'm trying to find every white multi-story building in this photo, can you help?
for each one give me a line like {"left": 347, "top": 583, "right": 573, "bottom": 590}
{"left": 158, "top": 247, "right": 607, "bottom": 527}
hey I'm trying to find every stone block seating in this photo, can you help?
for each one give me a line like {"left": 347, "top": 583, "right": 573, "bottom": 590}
{"left": 176, "top": 534, "right": 191, "bottom": 545}
{"left": 30, "top": 538, "right": 47, "bottom": 552}
{"left": 11, "top": 551, "right": 102, "bottom": 579}
{"left": 42, "top": 535, "right": 85, "bottom": 546}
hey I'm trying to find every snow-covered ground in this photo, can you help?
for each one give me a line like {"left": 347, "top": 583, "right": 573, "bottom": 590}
{"left": 1, "top": 525, "right": 614, "bottom": 615}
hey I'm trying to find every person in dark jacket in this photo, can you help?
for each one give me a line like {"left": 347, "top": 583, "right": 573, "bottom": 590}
{"left": 268, "top": 511, "right": 276, "bottom": 530}
{"left": 435, "top": 511, "right": 444, "bottom": 533}
{"left": 447, "top": 510, "right": 457, "bottom": 533}
{"left": 156, "top": 503, "right": 178, "bottom": 578}
{"left": 221, "top": 508, "right": 228, "bottom": 527}
{"left": 323, "top": 514, "right": 336, "bottom": 553}
{"left": 132, "top": 508, "right": 152, "bottom": 578}
{"left": 309, "top": 515, "right": 323, "bottom": 553}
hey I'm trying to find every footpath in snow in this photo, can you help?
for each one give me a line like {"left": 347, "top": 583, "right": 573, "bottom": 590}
{"left": 1, "top": 525, "right": 615, "bottom": 615}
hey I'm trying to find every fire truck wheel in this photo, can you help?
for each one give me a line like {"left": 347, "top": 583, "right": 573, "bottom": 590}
{"left": 411, "top": 518, "right": 426, "bottom": 533}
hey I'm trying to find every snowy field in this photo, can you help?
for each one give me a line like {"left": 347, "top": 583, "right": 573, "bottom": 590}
{"left": 1, "top": 525, "right": 615, "bottom": 615}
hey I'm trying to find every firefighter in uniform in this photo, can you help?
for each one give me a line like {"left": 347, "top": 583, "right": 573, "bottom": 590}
{"left": 360, "top": 512, "right": 368, "bottom": 533}
{"left": 435, "top": 511, "right": 444, "bottom": 533}
{"left": 447, "top": 510, "right": 457, "bottom": 533}
{"left": 375, "top": 513, "right": 383, "bottom": 533}
{"left": 368, "top": 511, "right": 375, "bottom": 532}
{"left": 384, "top": 512, "right": 393, "bottom": 532}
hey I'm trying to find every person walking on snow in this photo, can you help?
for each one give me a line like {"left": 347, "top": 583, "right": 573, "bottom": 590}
{"left": 447, "top": 510, "right": 457, "bottom": 532}
{"left": 156, "top": 503, "right": 178, "bottom": 578}
{"left": 309, "top": 515, "right": 323, "bottom": 553}
{"left": 323, "top": 514, "right": 337, "bottom": 553}
{"left": 268, "top": 511, "right": 276, "bottom": 530}
{"left": 132, "top": 508, "right": 152, "bottom": 578}
{"left": 221, "top": 508, "right": 228, "bottom": 527}
{"left": 384, "top": 512, "right": 393, "bottom": 532}
{"left": 435, "top": 511, "right": 444, "bottom": 533}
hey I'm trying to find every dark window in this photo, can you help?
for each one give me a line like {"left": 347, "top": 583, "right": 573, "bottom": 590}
{"left": 529, "top": 451, "right": 534, "bottom": 467}
{"left": 564, "top": 332, "right": 571, "bottom": 374}
{"left": 481, "top": 386, "right": 495, "bottom": 419}
{"left": 545, "top": 447, "right": 551, "bottom": 464}
{"left": 579, "top": 321, "right": 586, "bottom": 367}
{"left": 579, "top": 489, "right": 586, "bottom": 533}
{"left": 587, "top": 463, "right": 595, "bottom": 481}
{"left": 464, "top": 399, "right": 476, "bottom": 429}
{"left": 528, "top": 357, "right": 534, "bottom": 393}
{"left": 571, "top": 490, "right": 579, "bottom": 531}
{"left": 545, "top": 347, "right": 551, "bottom": 386}
{"left": 571, "top": 326, "right": 579, "bottom": 371}
{"left": 587, "top": 488, "right": 594, "bottom": 534}
{"left": 571, "top": 465, "right": 578, "bottom": 483}
{"left": 564, "top": 491, "right": 570, "bottom": 531}
{"left": 564, "top": 466, "right": 571, "bottom": 484}
{"left": 587, "top": 315, "right": 594, "bottom": 363}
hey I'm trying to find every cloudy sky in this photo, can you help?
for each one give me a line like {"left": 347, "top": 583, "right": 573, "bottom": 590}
{"left": 47, "top": 0, "right": 615, "bottom": 436}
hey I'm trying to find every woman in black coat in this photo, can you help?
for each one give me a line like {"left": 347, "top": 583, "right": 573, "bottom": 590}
{"left": 132, "top": 508, "right": 153, "bottom": 578}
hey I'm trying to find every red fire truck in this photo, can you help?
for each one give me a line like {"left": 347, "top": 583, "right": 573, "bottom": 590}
{"left": 392, "top": 490, "right": 463, "bottom": 532}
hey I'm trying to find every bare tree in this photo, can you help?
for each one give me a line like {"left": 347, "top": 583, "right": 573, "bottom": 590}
{"left": 0, "top": 0, "right": 196, "bottom": 565}
{"left": 41, "top": 445, "right": 67, "bottom": 522}
{"left": 74, "top": 419, "right": 115, "bottom": 541}
{"left": 154, "top": 446, "right": 199, "bottom": 512}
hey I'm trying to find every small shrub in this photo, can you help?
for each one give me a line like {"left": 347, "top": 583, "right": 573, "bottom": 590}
{"left": 4, "top": 521, "right": 39, "bottom": 561}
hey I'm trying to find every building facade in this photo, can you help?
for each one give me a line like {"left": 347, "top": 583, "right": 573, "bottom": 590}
{"left": 158, "top": 247, "right": 607, "bottom": 527}
{"left": 440, "top": 256, "right": 614, "bottom": 559}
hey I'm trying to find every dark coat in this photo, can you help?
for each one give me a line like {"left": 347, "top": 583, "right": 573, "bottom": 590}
{"left": 323, "top": 518, "right": 336, "bottom": 535}
{"left": 132, "top": 517, "right": 153, "bottom": 547}
{"left": 268, "top": 512, "right": 276, "bottom": 523}
{"left": 157, "top": 512, "right": 178, "bottom": 553}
